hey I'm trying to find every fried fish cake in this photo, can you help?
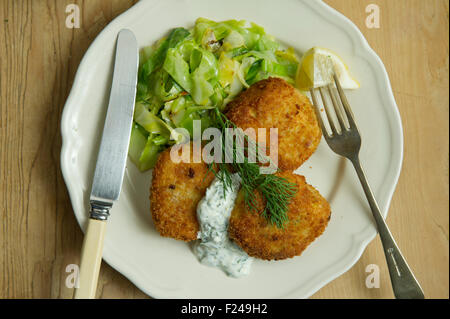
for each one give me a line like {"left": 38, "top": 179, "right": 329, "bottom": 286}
{"left": 226, "top": 77, "right": 321, "bottom": 170}
{"left": 228, "top": 171, "right": 331, "bottom": 260}
{"left": 150, "top": 144, "right": 215, "bottom": 241}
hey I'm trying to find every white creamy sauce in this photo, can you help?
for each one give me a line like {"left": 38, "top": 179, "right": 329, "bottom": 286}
{"left": 193, "top": 174, "right": 253, "bottom": 278}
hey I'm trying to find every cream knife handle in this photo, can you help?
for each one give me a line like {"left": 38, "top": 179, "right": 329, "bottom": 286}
{"left": 74, "top": 218, "right": 107, "bottom": 299}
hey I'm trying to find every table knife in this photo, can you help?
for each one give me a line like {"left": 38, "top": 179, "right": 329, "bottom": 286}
{"left": 74, "top": 29, "right": 138, "bottom": 299}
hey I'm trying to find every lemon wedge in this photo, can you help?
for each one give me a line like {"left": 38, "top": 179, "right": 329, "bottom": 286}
{"left": 296, "top": 47, "right": 360, "bottom": 90}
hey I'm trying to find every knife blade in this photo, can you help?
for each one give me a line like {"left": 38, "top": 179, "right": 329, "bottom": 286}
{"left": 89, "top": 29, "right": 138, "bottom": 219}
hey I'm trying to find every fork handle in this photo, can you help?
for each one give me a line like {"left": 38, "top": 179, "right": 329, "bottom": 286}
{"left": 350, "top": 156, "right": 424, "bottom": 299}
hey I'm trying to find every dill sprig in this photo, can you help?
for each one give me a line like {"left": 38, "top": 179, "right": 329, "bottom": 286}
{"left": 208, "top": 109, "right": 297, "bottom": 228}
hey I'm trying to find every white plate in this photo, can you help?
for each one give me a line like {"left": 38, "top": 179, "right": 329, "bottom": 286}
{"left": 61, "top": 0, "right": 403, "bottom": 298}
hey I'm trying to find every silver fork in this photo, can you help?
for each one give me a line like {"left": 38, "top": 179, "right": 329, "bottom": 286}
{"left": 310, "top": 74, "right": 424, "bottom": 299}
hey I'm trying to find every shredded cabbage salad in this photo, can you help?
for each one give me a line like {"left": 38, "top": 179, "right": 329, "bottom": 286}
{"left": 129, "top": 18, "right": 299, "bottom": 171}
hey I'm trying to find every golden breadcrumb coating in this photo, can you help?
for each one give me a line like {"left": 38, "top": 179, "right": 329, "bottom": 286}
{"left": 150, "top": 144, "right": 215, "bottom": 241}
{"left": 228, "top": 171, "right": 331, "bottom": 260}
{"left": 226, "top": 77, "right": 321, "bottom": 170}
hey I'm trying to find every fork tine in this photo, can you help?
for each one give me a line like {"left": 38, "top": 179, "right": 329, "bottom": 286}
{"left": 318, "top": 87, "right": 338, "bottom": 135}
{"left": 327, "top": 84, "right": 347, "bottom": 130}
{"left": 309, "top": 89, "right": 329, "bottom": 137}
{"left": 333, "top": 73, "right": 357, "bottom": 128}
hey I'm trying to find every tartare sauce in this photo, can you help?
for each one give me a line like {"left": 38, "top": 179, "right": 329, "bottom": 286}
{"left": 193, "top": 174, "right": 253, "bottom": 278}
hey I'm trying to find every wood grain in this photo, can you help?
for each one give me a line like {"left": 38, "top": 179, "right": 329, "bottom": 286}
{"left": 0, "top": 0, "right": 448, "bottom": 299}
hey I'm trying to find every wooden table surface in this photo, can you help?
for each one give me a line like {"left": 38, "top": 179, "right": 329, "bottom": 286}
{"left": 0, "top": 0, "right": 448, "bottom": 299}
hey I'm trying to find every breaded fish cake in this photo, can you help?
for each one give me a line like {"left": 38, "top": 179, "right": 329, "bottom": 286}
{"left": 226, "top": 77, "right": 321, "bottom": 170}
{"left": 228, "top": 171, "right": 331, "bottom": 260}
{"left": 150, "top": 144, "right": 215, "bottom": 241}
